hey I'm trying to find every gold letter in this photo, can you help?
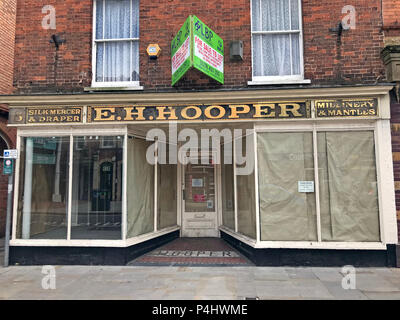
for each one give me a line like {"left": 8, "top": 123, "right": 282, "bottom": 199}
{"left": 124, "top": 107, "right": 145, "bottom": 121}
{"left": 228, "top": 105, "right": 250, "bottom": 119}
{"left": 181, "top": 106, "right": 202, "bottom": 120}
{"left": 278, "top": 103, "right": 302, "bottom": 117}
{"left": 93, "top": 107, "right": 116, "bottom": 121}
{"left": 156, "top": 106, "right": 178, "bottom": 120}
{"left": 253, "top": 104, "right": 276, "bottom": 118}
{"left": 204, "top": 105, "right": 226, "bottom": 119}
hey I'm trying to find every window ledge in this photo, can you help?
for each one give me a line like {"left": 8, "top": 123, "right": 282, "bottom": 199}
{"left": 84, "top": 86, "right": 144, "bottom": 92}
{"left": 248, "top": 79, "right": 311, "bottom": 86}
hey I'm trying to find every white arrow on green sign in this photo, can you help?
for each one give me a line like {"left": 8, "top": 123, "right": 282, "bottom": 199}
{"left": 171, "top": 15, "right": 224, "bottom": 86}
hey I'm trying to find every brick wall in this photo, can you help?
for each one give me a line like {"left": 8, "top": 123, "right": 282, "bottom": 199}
{"left": 0, "top": 0, "right": 16, "bottom": 94}
{"left": 383, "top": 0, "right": 400, "bottom": 28}
{"left": 13, "top": 0, "right": 386, "bottom": 93}
{"left": 383, "top": 0, "right": 400, "bottom": 42}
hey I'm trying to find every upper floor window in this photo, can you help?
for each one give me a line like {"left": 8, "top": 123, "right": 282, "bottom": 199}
{"left": 251, "top": 0, "right": 306, "bottom": 83}
{"left": 93, "top": 0, "right": 140, "bottom": 87}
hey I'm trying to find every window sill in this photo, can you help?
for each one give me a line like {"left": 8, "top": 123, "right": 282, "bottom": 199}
{"left": 84, "top": 86, "right": 144, "bottom": 92}
{"left": 248, "top": 79, "right": 311, "bottom": 86}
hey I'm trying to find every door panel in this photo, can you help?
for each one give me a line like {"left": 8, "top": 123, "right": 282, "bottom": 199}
{"left": 181, "top": 153, "right": 218, "bottom": 237}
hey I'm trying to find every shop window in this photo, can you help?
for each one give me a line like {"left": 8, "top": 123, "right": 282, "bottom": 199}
{"left": 251, "top": 0, "right": 304, "bottom": 82}
{"left": 221, "top": 142, "right": 235, "bottom": 230}
{"left": 17, "top": 137, "right": 70, "bottom": 239}
{"left": 157, "top": 142, "right": 178, "bottom": 230}
{"left": 317, "top": 132, "right": 380, "bottom": 242}
{"left": 93, "top": 0, "right": 140, "bottom": 87}
{"left": 256, "top": 131, "right": 381, "bottom": 243}
{"left": 236, "top": 135, "right": 257, "bottom": 239}
{"left": 126, "top": 137, "right": 154, "bottom": 238}
{"left": 257, "top": 132, "right": 317, "bottom": 241}
{"left": 71, "top": 136, "right": 123, "bottom": 240}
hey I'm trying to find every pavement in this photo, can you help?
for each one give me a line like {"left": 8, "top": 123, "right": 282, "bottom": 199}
{"left": 1, "top": 265, "right": 400, "bottom": 300}
{"left": 1, "top": 237, "right": 400, "bottom": 300}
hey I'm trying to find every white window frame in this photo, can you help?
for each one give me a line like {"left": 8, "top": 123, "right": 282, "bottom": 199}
{"left": 220, "top": 119, "right": 396, "bottom": 250}
{"left": 10, "top": 127, "right": 179, "bottom": 248}
{"left": 249, "top": 0, "right": 310, "bottom": 85}
{"left": 91, "top": 0, "right": 142, "bottom": 89}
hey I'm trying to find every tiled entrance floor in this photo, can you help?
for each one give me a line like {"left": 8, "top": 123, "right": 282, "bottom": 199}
{"left": 128, "top": 238, "right": 254, "bottom": 266}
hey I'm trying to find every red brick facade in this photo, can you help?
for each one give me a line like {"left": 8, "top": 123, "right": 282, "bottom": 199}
{"left": 12, "top": 0, "right": 387, "bottom": 93}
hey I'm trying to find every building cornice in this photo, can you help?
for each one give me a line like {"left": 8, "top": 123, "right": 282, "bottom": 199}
{"left": 0, "top": 85, "right": 394, "bottom": 107}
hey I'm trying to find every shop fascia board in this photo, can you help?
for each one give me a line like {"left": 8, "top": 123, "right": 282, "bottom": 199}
{"left": 0, "top": 85, "right": 394, "bottom": 107}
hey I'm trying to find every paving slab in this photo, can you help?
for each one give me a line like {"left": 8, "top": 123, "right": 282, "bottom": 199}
{"left": 321, "top": 281, "right": 369, "bottom": 300}
{"left": 353, "top": 274, "right": 400, "bottom": 292}
{"left": 311, "top": 268, "right": 344, "bottom": 282}
{"left": 285, "top": 267, "right": 319, "bottom": 280}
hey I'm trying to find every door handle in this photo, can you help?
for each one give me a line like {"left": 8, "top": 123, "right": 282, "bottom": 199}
{"left": 182, "top": 190, "right": 186, "bottom": 200}
{"left": 195, "top": 214, "right": 206, "bottom": 218}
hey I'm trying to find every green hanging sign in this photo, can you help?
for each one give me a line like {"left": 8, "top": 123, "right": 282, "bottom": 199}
{"left": 171, "top": 15, "right": 224, "bottom": 86}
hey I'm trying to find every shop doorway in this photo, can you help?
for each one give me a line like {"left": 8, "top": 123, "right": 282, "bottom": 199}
{"left": 181, "top": 151, "right": 219, "bottom": 237}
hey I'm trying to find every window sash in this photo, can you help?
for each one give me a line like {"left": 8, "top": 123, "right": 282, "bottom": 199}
{"left": 93, "top": 0, "right": 140, "bottom": 85}
{"left": 251, "top": 0, "right": 303, "bottom": 79}
{"left": 95, "top": 40, "right": 139, "bottom": 83}
{"left": 254, "top": 129, "right": 381, "bottom": 243}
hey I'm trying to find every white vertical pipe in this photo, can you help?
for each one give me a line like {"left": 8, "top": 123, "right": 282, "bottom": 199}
{"left": 122, "top": 131, "right": 128, "bottom": 240}
{"left": 22, "top": 137, "right": 33, "bottom": 239}
{"left": 53, "top": 139, "right": 62, "bottom": 201}
{"left": 233, "top": 136, "right": 238, "bottom": 233}
{"left": 154, "top": 140, "right": 158, "bottom": 232}
{"left": 11, "top": 134, "right": 21, "bottom": 240}
{"left": 67, "top": 135, "right": 73, "bottom": 240}
{"left": 253, "top": 129, "right": 260, "bottom": 242}
{"left": 313, "top": 126, "right": 322, "bottom": 242}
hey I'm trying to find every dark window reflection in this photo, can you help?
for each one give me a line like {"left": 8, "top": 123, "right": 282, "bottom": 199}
{"left": 71, "top": 136, "right": 123, "bottom": 239}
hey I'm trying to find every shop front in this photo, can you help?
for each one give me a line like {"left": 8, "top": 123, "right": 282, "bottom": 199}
{"left": 4, "top": 86, "right": 398, "bottom": 266}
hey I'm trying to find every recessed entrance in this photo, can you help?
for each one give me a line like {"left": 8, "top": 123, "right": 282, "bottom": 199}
{"left": 181, "top": 151, "right": 219, "bottom": 237}
{"left": 128, "top": 237, "right": 253, "bottom": 266}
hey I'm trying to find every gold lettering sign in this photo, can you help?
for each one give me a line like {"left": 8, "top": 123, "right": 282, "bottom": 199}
{"left": 25, "top": 107, "right": 83, "bottom": 124}
{"left": 315, "top": 99, "right": 378, "bottom": 118}
{"left": 88, "top": 101, "right": 311, "bottom": 122}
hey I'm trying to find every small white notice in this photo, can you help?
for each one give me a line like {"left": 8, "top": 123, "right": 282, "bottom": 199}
{"left": 3, "top": 149, "right": 18, "bottom": 159}
{"left": 192, "top": 178, "right": 203, "bottom": 187}
{"left": 298, "top": 181, "right": 315, "bottom": 193}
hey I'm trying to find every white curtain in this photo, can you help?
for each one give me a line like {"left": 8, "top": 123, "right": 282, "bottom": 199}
{"left": 236, "top": 136, "right": 257, "bottom": 239}
{"left": 127, "top": 137, "right": 154, "bottom": 238}
{"left": 96, "top": 0, "right": 139, "bottom": 82}
{"left": 252, "top": 0, "right": 300, "bottom": 76}
{"left": 318, "top": 132, "right": 380, "bottom": 242}
{"left": 257, "top": 132, "right": 317, "bottom": 241}
{"left": 157, "top": 142, "right": 178, "bottom": 229}
{"left": 221, "top": 146, "right": 235, "bottom": 230}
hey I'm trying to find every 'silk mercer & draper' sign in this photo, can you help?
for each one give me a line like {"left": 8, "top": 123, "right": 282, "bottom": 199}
{"left": 171, "top": 15, "right": 224, "bottom": 86}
